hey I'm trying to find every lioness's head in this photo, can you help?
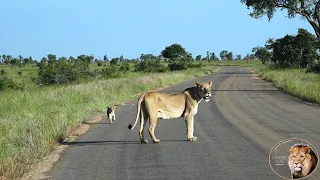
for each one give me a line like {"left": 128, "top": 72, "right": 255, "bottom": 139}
{"left": 288, "top": 144, "right": 314, "bottom": 177}
{"left": 195, "top": 82, "right": 212, "bottom": 102}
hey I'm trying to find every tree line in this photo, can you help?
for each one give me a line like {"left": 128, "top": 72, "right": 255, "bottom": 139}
{"left": 1, "top": 43, "right": 248, "bottom": 91}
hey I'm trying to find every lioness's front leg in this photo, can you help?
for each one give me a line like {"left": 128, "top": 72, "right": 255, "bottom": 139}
{"left": 185, "top": 114, "right": 197, "bottom": 141}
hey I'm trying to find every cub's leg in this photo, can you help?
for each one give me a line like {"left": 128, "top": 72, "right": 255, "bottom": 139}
{"left": 148, "top": 113, "right": 160, "bottom": 143}
{"left": 138, "top": 109, "right": 148, "bottom": 143}
{"left": 185, "top": 114, "right": 197, "bottom": 141}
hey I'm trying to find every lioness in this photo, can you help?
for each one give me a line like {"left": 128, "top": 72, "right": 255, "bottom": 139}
{"left": 288, "top": 143, "right": 318, "bottom": 179}
{"left": 128, "top": 81, "right": 212, "bottom": 143}
{"left": 106, "top": 106, "right": 117, "bottom": 124}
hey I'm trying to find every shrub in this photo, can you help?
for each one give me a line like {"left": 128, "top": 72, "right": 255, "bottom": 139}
{"left": 100, "top": 65, "right": 122, "bottom": 79}
{"left": 18, "top": 71, "right": 22, "bottom": 76}
{"left": 134, "top": 60, "right": 168, "bottom": 73}
{"left": 188, "top": 62, "right": 203, "bottom": 68}
{"left": 307, "top": 61, "right": 320, "bottom": 74}
{"left": 37, "top": 60, "right": 92, "bottom": 85}
{"left": 119, "top": 63, "right": 130, "bottom": 72}
{"left": 0, "top": 69, "right": 6, "bottom": 75}
{"left": 168, "top": 61, "right": 188, "bottom": 71}
{"left": 0, "top": 76, "right": 20, "bottom": 91}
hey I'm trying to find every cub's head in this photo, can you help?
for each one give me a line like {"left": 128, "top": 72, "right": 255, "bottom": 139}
{"left": 106, "top": 106, "right": 117, "bottom": 115}
{"left": 288, "top": 144, "right": 313, "bottom": 177}
{"left": 195, "top": 82, "right": 212, "bottom": 102}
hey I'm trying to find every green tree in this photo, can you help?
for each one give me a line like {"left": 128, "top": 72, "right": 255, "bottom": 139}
{"left": 266, "top": 28, "right": 316, "bottom": 67}
{"left": 220, "top": 50, "right": 228, "bottom": 60}
{"left": 235, "top": 55, "right": 242, "bottom": 60}
{"left": 119, "top": 55, "right": 124, "bottom": 62}
{"left": 161, "top": 43, "right": 187, "bottom": 59}
{"left": 110, "top": 58, "right": 119, "bottom": 65}
{"left": 18, "top": 55, "right": 23, "bottom": 63}
{"left": 206, "top": 51, "right": 211, "bottom": 63}
{"left": 47, "top": 54, "right": 57, "bottom": 64}
{"left": 227, "top": 52, "right": 233, "bottom": 60}
{"left": 77, "top": 55, "right": 94, "bottom": 65}
{"left": 10, "top": 58, "right": 20, "bottom": 67}
{"left": 103, "top": 55, "right": 109, "bottom": 63}
{"left": 241, "top": 0, "right": 320, "bottom": 37}
{"left": 140, "top": 54, "right": 156, "bottom": 61}
{"left": 210, "top": 52, "right": 219, "bottom": 60}
{"left": 195, "top": 55, "right": 202, "bottom": 61}
{"left": 68, "top": 56, "right": 76, "bottom": 64}
{"left": 23, "top": 56, "right": 33, "bottom": 64}
{"left": 253, "top": 47, "right": 271, "bottom": 64}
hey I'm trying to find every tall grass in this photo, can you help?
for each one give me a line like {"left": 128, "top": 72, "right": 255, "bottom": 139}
{"left": 0, "top": 65, "right": 219, "bottom": 179}
{"left": 253, "top": 64, "right": 320, "bottom": 104}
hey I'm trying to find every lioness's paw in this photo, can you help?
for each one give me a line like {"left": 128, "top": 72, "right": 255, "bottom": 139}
{"left": 188, "top": 137, "right": 197, "bottom": 141}
{"left": 141, "top": 139, "right": 148, "bottom": 144}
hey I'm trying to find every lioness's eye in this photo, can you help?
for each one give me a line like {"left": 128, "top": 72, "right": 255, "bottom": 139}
{"left": 300, "top": 156, "right": 304, "bottom": 158}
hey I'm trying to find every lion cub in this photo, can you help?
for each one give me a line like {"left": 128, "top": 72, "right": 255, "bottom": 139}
{"left": 106, "top": 106, "right": 117, "bottom": 124}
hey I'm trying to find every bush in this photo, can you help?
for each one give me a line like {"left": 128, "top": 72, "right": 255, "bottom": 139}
{"left": 134, "top": 60, "right": 168, "bottom": 73}
{"left": 0, "top": 76, "right": 20, "bottom": 91}
{"left": 0, "top": 69, "right": 6, "bottom": 75}
{"left": 18, "top": 71, "right": 22, "bottom": 76}
{"left": 100, "top": 65, "right": 122, "bottom": 79}
{"left": 119, "top": 63, "right": 130, "bottom": 72}
{"left": 97, "top": 62, "right": 103, "bottom": 66}
{"left": 37, "top": 61, "right": 92, "bottom": 85}
{"left": 168, "top": 61, "right": 188, "bottom": 71}
{"left": 307, "top": 61, "right": 320, "bottom": 74}
{"left": 187, "top": 62, "right": 203, "bottom": 68}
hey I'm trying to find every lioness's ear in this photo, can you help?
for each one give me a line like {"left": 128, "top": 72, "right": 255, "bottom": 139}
{"left": 208, "top": 82, "right": 212, "bottom": 86}
{"left": 195, "top": 82, "right": 201, "bottom": 87}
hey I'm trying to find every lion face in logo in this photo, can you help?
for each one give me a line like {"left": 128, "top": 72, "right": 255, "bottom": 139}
{"left": 288, "top": 144, "right": 318, "bottom": 179}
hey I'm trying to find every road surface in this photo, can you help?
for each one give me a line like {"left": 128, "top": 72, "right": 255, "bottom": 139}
{"left": 45, "top": 66, "right": 320, "bottom": 180}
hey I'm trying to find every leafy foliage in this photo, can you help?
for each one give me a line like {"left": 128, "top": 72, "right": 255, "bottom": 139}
{"left": 161, "top": 44, "right": 187, "bottom": 59}
{"left": 0, "top": 76, "right": 20, "bottom": 91}
{"left": 37, "top": 58, "right": 92, "bottom": 85}
{"left": 240, "top": 0, "right": 320, "bottom": 37}
{"left": 266, "top": 28, "right": 316, "bottom": 68}
{"left": 134, "top": 59, "right": 168, "bottom": 73}
{"left": 252, "top": 47, "right": 271, "bottom": 64}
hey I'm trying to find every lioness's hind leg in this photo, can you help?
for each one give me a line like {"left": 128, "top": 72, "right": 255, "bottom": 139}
{"left": 139, "top": 109, "right": 148, "bottom": 144}
{"left": 148, "top": 115, "right": 160, "bottom": 143}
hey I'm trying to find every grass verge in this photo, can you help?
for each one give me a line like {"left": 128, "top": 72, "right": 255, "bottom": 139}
{"left": 0, "top": 65, "right": 219, "bottom": 179}
{"left": 253, "top": 64, "right": 320, "bottom": 104}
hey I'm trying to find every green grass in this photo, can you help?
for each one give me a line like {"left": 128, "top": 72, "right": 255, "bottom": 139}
{"left": 253, "top": 64, "right": 320, "bottom": 104}
{"left": 0, "top": 65, "right": 219, "bottom": 179}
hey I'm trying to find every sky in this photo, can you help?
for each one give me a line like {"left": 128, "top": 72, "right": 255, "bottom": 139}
{"left": 0, "top": 0, "right": 314, "bottom": 60}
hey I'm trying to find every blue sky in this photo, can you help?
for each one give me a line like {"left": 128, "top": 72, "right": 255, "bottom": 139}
{"left": 0, "top": 0, "right": 314, "bottom": 60}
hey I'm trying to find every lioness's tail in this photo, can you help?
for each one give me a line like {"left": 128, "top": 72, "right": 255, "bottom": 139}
{"left": 128, "top": 93, "right": 146, "bottom": 130}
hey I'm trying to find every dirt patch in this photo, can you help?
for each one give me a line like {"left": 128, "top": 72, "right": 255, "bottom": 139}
{"left": 251, "top": 71, "right": 262, "bottom": 80}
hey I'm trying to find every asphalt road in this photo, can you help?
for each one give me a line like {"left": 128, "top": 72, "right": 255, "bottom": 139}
{"left": 45, "top": 66, "right": 320, "bottom": 180}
